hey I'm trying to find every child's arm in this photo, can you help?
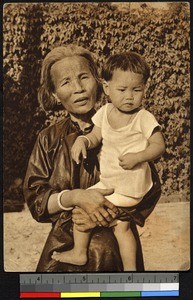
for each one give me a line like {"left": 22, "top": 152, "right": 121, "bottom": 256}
{"left": 71, "top": 125, "right": 102, "bottom": 164}
{"left": 119, "top": 128, "right": 165, "bottom": 170}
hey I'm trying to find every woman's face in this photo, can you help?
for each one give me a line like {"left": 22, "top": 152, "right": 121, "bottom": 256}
{"left": 51, "top": 56, "right": 97, "bottom": 115}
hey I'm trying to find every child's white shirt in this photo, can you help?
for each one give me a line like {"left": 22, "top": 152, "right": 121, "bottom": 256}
{"left": 91, "top": 103, "right": 160, "bottom": 206}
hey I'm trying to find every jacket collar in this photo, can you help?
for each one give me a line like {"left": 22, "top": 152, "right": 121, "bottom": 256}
{"left": 60, "top": 115, "right": 94, "bottom": 139}
{"left": 70, "top": 119, "right": 94, "bottom": 135}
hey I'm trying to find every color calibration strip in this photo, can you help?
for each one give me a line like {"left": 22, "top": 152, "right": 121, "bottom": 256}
{"left": 20, "top": 273, "right": 179, "bottom": 298}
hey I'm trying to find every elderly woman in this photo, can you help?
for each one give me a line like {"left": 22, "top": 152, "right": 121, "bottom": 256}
{"left": 23, "top": 45, "right": 161, "bottom": 272}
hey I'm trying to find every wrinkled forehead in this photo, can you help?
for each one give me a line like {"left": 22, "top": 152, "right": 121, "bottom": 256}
{"left": 51, "top": 56, "right": 91, "bottom": 78}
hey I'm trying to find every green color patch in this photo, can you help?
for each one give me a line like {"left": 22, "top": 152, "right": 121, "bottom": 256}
{"left": 101, "top": 291, "right": 141, "bottom": 297}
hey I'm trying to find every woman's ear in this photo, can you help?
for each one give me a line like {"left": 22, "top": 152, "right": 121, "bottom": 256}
{"left": 102, "top": 80, "right": 110, "bottom": 96}
{"left": 52, "top": 93, "right": 61, "bottom": 104}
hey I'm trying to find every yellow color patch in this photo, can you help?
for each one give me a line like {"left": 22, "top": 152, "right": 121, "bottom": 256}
{"left": 60, "top": 292, "right": 100, "bottom": 298}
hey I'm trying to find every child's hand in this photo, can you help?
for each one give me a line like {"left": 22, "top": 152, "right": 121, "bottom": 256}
{"left": 119, "top": 153, "right": 140, "bottom": 170}
{"left": 71, "top": 137, "right": 87, "bottom": 164}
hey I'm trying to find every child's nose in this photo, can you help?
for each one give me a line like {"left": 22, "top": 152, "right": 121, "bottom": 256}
{"left": 126, "top": 91, "right": 134, "bottom": 100}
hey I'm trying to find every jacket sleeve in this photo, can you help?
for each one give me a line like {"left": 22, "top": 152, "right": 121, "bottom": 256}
{"left": 23, "top": 132, "right": 60, "bottom": 223}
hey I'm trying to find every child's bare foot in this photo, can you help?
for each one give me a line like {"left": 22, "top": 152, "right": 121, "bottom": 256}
{"left": 51, "top": 249, "right": 87, "bottom": 265}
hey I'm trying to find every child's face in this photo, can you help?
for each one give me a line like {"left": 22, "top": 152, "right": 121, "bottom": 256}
{"left": 103, "top": 69, "right": 146, "bottom": 113}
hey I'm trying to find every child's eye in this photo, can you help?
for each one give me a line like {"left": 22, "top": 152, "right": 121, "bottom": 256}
{"left": 118, "top": 89, "right": 125, "bottom": 92}
{"left": 134, "top": 88, "right": 142, "bottom": 92}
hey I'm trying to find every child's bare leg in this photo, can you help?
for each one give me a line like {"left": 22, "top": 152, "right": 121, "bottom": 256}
{"left": 113, "top": 221, "right": 137, "bottom": 271}
{"left": 52, "top": 224, "right": 90, "bottom": 265}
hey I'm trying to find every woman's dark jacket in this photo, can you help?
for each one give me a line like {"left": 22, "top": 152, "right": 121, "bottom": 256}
{"left": 23, "top": 116, "right": 161, "bottom": 272}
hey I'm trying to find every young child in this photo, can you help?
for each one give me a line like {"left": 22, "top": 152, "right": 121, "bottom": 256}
{"left": 52, "top": 52, "right": 165, "bottom": 270}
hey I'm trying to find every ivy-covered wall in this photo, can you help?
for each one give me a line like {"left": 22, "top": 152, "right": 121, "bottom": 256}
{"left": 3, "top": 2, "right": 190, "bottom": 204}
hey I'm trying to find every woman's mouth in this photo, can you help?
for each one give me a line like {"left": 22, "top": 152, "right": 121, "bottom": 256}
{"left": 74, "top": 97, "right": 89, "bottom": 104}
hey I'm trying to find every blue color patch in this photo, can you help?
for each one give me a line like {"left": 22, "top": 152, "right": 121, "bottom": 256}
{"left": 142, "top": 290, "right": 179, "bottom": 297}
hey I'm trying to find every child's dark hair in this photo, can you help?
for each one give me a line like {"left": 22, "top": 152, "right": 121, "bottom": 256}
{"left": 102, "top": 52, "right": 150, "bottom": 83}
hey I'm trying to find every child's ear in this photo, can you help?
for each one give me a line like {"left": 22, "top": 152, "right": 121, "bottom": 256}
{"left": 144, "top": 84, "right": 148, "bottom": 96}
{"left": 102, "top": 80, "right": 110, "bottom": 96}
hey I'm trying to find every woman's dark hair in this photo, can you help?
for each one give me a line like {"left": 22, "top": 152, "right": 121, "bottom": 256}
{"left": 102, "top": 52, "right": 150, "bottom": 83}
{"left": 38, "top": 44, "right": 102, "bottom": 111}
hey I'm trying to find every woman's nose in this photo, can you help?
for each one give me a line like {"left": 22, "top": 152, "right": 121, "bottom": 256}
{"left": 73, "top": 79, "right": 84, "bottom": 93}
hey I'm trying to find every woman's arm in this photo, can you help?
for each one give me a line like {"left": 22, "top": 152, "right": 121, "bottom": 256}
{"left": 47, "top": 188, "right": 118, "bottom": 226}
{"left": 23, "top": 133, "right": 58, "bottom": 223}
{"left": 71, "top": 125, "right": 102, "bottom": 164}
{"left": 24, "top": 127, "right": 117, "bottom": 226}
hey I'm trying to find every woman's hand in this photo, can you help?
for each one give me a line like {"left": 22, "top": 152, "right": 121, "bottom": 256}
{"left": 119, "top": 153, "right": 139, "bottom": 170}
{"left": 72, "top": 206, "right": 117, "bottom": 231}
{"left": 72, "top": 207, "right": 98, "bottom": 231}
{"left": 71, "top": 188, "right": 118, "bottom": 226}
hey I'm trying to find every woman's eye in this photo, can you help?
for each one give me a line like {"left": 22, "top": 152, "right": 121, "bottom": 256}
{"left": 81, "top": 75, "right": 89, "bottom": 80}
{"left": 134, "top": 89, "right": 142, "bottom": 92}
{"left": 118, "top": 89, "right": 125, "bottom": 92}
{"left": 61, "top": 81, "right": 69, "bottom": 86}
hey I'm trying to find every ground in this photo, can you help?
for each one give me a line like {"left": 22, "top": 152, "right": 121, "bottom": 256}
{"left": 4, "top": 201, "right": 190, "bottom": 272}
